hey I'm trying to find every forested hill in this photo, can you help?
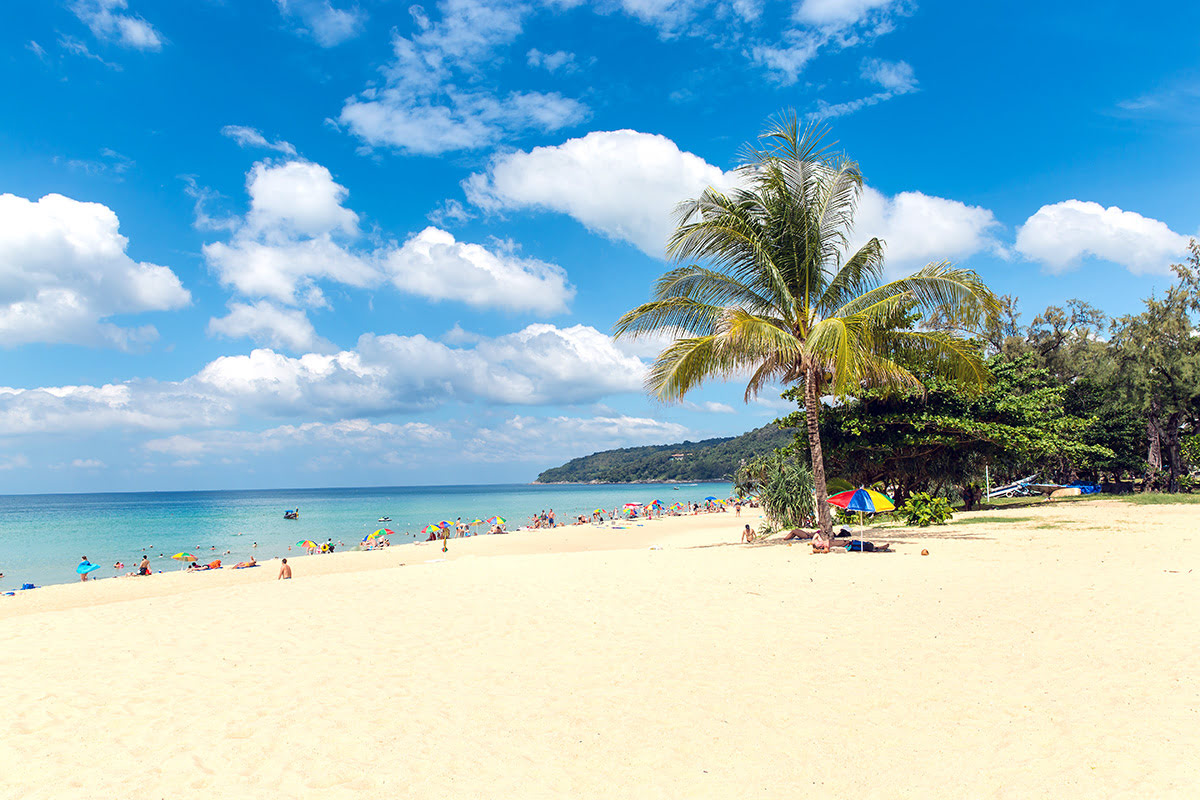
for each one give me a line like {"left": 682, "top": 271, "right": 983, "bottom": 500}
{"left": 535, "top": 424, "right": 793, "bottom": 484}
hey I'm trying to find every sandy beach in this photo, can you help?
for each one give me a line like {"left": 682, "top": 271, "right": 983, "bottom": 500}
{"left": 1, "top": 499, "right": 1197, "bottom": 799}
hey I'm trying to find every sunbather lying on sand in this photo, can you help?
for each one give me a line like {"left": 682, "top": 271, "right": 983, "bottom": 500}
{"left": 231, "top": 558, "right": 258, "bottom": 569}
{"left": 780, "top": 528, "right": 815, "bottom": 541}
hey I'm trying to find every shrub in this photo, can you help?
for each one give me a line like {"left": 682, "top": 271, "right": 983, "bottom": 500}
{"left": 897, "top": 492, "right": 954, "bottom": 527}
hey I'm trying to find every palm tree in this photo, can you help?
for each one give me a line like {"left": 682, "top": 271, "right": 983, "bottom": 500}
{"left": 614, "top": 114, "right": 1000, "bottom": 535}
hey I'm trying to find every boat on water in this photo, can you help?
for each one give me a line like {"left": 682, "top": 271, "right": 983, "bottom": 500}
{"left": 378, "top": 516, "right": 391, "bottom": 522}
{"left": 284, "top": 509, "right": 299, "bottom": 520}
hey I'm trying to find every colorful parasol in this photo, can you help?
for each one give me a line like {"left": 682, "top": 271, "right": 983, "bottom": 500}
{"left": 486, "top": 516, "right": 506, "bottom": 525}
{"left": 367, "top": 528, "right": 394, "bottom": 540}
{"left": 827, "top": 488, "right": 895, "bottom": 513}
{"left": 297, "top": 540, "right": 318, "bottom": 549}
{"left": 171, "top": 552, "right": 197, "bottom": 562}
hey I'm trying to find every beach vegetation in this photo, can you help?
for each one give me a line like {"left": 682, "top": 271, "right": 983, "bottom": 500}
{"left": 615, "top": 113, "right": 999, "bottom": 535}
{"left": 733, "top": 450, "right": 814, "bottom": 529}
{"left": 896, "top": 492, "right": 954, "bottom": 527}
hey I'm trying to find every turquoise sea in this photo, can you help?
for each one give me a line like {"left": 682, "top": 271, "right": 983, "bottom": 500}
{"left": 0, "top": 482, "right": 733, "bottom": 591}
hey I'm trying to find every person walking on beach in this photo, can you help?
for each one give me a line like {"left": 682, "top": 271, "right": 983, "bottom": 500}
{"left": 278, "top": 558, "right": 292, "bottom": 580}
{"left": 78, "top": 556, "right": 93, "bottom": 581}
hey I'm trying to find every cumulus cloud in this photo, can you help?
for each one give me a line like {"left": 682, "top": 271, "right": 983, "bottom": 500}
{"left": 465, "top": 129, "right": 738, "bottom": 257}
{"left": 203, "top": 159, "right": 574, "bottom": 315}
{"left": 0, "top": 323, "right": 647, "bottom": 436}
{"left": 465, "top": 128, "right": 994, "bottom": 271}
{"left": 1015, "top": 200, "right": 1191, "bottom": 275}
{"left": 383, "top": 228, "right": 574, "bottom": 314}
{"left": 220, "top": 125, "right": 297, "bottom": 156}
{"left": 339, "top": 0, "right": 587, "bottom": 155}
{"left": 853, "top": 186, "right": 1004, "bottom": 273}
{"left": 274, "top": 0, "right": 366, "bottom": 46}
{"left": 208, "top": 301, "right": 332, "bottom": 354}
{"left": 0, "top": 193, "right": 190, "bottom": 348}
{"left": 71, "top": 0, "right": 164, "bottom": 51}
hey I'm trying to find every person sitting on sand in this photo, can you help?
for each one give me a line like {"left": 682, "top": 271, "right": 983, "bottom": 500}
{"left": 811, "top": 531, "right": 833, "bottom": 553}
{"left": 278, "top": 558, "right": 292, "bottom": 580}
{"left": 138, "top": 556, "right": 151, "bottom": 576}
{"left": 741, "top": 524, "right": 756, "bottom": 543}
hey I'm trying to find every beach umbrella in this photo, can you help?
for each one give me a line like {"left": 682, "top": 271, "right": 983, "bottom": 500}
{"left": 623, "top": 502, "right": 642, "bottom": 508}
{"left": 704, "top": 496, "right": 718, "bottom": 501}
{"left": 487, "top": 516, "right": 507, "bottom": 525}
{"left": 297, "top": 540, "right": 318, "bottom": 549}
{"left": 171, "top": 552, "right": 197, "bottom": 562}
{"left": 367, "top": 528, "right": 394, "bottom": 540}
{"left": 828, "top": 488, "right": 895, "bottom": 545}
{"left": 828, "top": 488, "right": 895, "bottom": 513}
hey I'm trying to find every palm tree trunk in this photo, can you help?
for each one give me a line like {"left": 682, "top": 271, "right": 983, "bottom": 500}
{"left": 804, "top": 365, "right": 832, "bottom": 535}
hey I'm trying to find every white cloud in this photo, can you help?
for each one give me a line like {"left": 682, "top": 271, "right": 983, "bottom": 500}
{"left": 0, "top": 193, "right": 190, "bottom": 348}
{"left": 0, "top": 454, "right": 30, "bottom": 471}
{"left": 805, "top": 57, "right": 917, "bottom": 120}
{"left": 71, "top": 0, "right": 164, "bottom": 51}
{"left": 245, "top": 160, "right": 359, "bottom": 238}
{"left": 465, "top": 129, "right": 738, "bottom": 257}
{"left": 383, "top": 227, "right": 574, "bottom": 314}
{"left": 853, "top": 186, "right": 1004, "bottom": 272}
{"left": 0, "top": 382, "right": 231, "bottom": 436}
{"left": 146, "top": 419, "right": 447, "bottom": 458}
{"left": 0, "top": 323, "right": 647, "bottom": 435}
{"left": 203, "top": 159, "right": 574, "bottom": 313}
{"left": 526, "top": 48, "right": 576, "bottom": 73}
{"left": 71, "top": 458, "right": 106, "bottom": 469}
{"left": 794, "top": 0, "right": 900, "bottom": 27}
{"left": 682, "top": 400, "right": 736, "bottom": 413}
{"left": 461, "top": 413, "right": 691, "bottom": 463}
{"left": 1015, "top": 200, "right": 1191, "bottom": 275}
{"left": 861, "top": 57, "right": 915, "bottom": 92}
{"left": 274, "top": 0, "right": 366, "bottom": 46}
{"left": 749, "top": 32, "right": 821, "bottom": 84}
{"left": 208, "top": 301, "right": 332, "bottom": 354}
{"left": 220, "top": 125, "right": 297, "bottom": 156}
{"left": 465, "top": 130, "right": 1001, "bottom": 273}
{"left": 338, "top": 0, "right": 587, "bottom": 155}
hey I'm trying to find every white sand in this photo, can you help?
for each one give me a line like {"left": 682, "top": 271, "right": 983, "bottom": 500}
{"left": 1, "top": 500, "right": 1197, "bottom": 798}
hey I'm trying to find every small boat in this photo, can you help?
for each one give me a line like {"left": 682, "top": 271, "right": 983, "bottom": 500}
{"left": 284, "top": 509, "right": 299, "bottom": 520}
{"left": 378, "top": 516, "right": 391, "bottom": 522}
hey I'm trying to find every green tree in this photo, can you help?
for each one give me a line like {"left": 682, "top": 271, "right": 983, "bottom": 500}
{"left": 1110, "top": 241, "right": 1200, "bottom": 492}
{"left": 790, "top": 354, "right": 1114, "bottom": 502}
{"left": 614, "top": 114, "right": 1000, "bottom": 534}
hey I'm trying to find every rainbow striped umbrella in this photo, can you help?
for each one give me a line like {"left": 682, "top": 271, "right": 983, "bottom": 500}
{"left": 487, "top": 516, "right": 506, "bottom": 525}
{"left": 828, "top": 488, "right": 895, "bottom": 513}
{"left": 171, "top": 552, "right": 197, "bottom": 562}
{"left": 367, "top": 528, "right": 394, "bottom": 540}
{"left": 421, "top": 524, "right": 440, "bottom": 535}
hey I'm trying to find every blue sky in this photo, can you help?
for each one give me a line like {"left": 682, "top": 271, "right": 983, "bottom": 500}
{"left": 1, "top": 0, "right": 1198, "bottom": 493}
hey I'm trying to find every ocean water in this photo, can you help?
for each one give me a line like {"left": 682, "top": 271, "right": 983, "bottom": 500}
{"left": 0, "top": 482, "right": 733, "bottom": 591}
